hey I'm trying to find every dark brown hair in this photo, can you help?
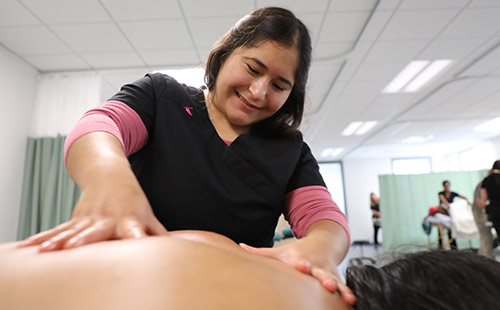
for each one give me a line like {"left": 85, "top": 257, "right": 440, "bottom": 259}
{"left": 204, "top": 7, "right": 312, "bottom": 138}
{"left": 492, "top": 160, "right": 500, "bottom": 170}
{"left": 347, "top": 250, "right": 500, "bottom": 310}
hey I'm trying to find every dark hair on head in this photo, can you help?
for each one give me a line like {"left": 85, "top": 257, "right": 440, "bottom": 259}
{"left": 204, "top": 7, "right": 312, "bottom": 138}
{"left": 492, "top": 160, "right": 500, "bottom": 170}
{"left": 346, "top": 250, "right": 500, "bottom": 310}
{"left": 442, "top": 180, "right": 450, "bottom": 187}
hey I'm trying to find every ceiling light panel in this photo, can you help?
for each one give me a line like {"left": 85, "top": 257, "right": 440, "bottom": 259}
{"left": 403, "top": 60, "right": 452, "bottom": 92}
{"left": 382, "top": 60, "right": 429, "bottom": 93}
{"left": 341, "top": 121, "right": 363, "bottom": 136}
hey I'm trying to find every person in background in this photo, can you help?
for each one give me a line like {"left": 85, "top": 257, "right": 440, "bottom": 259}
{"left": 438, "top": 180, "right": 471, "bottom": 212}
{"left": 478, "top": 160, "right": 500, "bottom": 247}
{"left": 437, "top": 180, "right": 470, "bottom": 249}
{"left": 370, "top": 193, "right": 381, "bottom": 245}
{"left": 471, "top": 178, "right": 495, "bottom": 259}
{"left": 18, "top": 7, "right": 352, "bottom": 302}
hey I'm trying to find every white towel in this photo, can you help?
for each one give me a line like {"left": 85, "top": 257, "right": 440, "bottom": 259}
{"left": 425, "top": 213, "right": 452, "bottom": 229}
{"left": 448, "top": 200, "right": 479, "bottom": 239}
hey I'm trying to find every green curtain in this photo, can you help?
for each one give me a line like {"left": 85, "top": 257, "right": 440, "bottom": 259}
{"left": 17, "top": 135, "right": 81, "bottom": 240}
{"left": 379, "top": 170, "right": 488, "bottom": 252}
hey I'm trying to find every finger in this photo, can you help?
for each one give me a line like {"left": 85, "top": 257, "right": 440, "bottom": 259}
{"left": 118, "top": 218, "right": 147, "bottom": 239}
{"left": 332, "top": 277, "right": 356, "bottom": 306}
{"left": 311, "top": 268, "right": 356, "bottom": 305}
{"left": 311, "top": 267, "right": 337, "bottom": 292}
{"left": 239, "top": 243, "right": 287, "bottom": 263}
{"left": 337, "top": 282, "right": 357, "bottom": 306}
{"left": 39, "top": 218, "right": 93, "bottom": 252}
{"left": 293, "top": 260, "right": 312, "bottom": 274}
{"left": 63, "top": 218, "right": 116, "bottom": 249}
{"left": 17, "top": 220, "right": 76, "bottom": 247}
{"left": 239, "top": 243, "right": 278, "bottom": 259}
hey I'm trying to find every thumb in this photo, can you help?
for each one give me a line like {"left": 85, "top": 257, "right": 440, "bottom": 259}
{"left": 118, "top": 218, "right": 147, "bottom": 239}
{"left": 146, "top": 218, "right": 168, "bottom": 236}
{"left": 240, "top": 243, "right": 311, "bottom": 275}
{"left": 239, "top": 243, "right": 278, "bottom": 259}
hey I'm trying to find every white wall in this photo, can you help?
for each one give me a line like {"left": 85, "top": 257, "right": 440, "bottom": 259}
{"left": 490, "top": 136, "right": 500, "bottom": 159}
{"left": 431, "top": 153, "right": 460, "bottom": 172}
{"left": 0, "top": 46, "right": 38, "bottom": 242}
{"left": 343, "top": 158, "right": 392, "bottom": 243}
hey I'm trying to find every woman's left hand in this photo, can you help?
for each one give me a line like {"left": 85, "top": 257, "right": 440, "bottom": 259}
{"left": 239, "top": 238, "right": 356, "bottom": 306}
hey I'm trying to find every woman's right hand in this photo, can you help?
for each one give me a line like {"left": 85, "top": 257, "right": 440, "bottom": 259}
{"left": 18, "top": 132, "right": 168, "bottom": 252}
{"left": 18, "top": 185, "right": 167, "bottom": 252}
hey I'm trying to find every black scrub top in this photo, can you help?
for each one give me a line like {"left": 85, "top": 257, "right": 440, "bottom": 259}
{"left": 109, "top": 73, "right": 325, "bottom": 247}
{"left": 482, "top": 174, "right": 500, "bottom": 218}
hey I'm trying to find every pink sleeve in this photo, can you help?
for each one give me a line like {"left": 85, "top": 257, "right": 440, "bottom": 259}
{"left": 284, "top": 185, "right": 350, "bottom": 242}
{"left": 64, "top": 101, "right": 148, "bottom": 165}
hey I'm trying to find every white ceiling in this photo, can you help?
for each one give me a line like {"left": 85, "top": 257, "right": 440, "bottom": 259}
{"left": 2, "top": 0, "right": 500, "bottom": 161}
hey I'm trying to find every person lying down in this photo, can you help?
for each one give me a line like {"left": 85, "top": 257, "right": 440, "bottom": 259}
{"left": 1, "top": 231, "right": 499, "bottom": 310}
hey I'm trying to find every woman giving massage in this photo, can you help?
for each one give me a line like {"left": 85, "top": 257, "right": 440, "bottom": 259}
{"left": 18, "top": 6, "right": 353, "bottom": 303}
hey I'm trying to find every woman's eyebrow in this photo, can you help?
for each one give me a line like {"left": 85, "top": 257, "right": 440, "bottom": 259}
{"left": 243, "top": 56, "right": 293, "bottom": 87}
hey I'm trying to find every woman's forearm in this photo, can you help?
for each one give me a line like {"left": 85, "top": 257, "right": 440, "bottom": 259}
{"left": 477, "top": 189, "right": 488, "bottom": 208}
{"left": 66, "top": 131, "right": 142, "bottom": 194}
{"left": 439, "top": 194, "right": 448, "bottom": 205}
{"left": 304, "top": 220, "right": 350, "bottom": 265}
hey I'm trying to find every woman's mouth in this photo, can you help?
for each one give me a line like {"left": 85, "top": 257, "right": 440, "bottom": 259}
{"left": 236, "top": 91, "right": 260, "bottom": 110}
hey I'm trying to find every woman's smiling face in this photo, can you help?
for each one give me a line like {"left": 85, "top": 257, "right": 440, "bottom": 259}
{"left": 211, "top": 41, "right": 299, "bottom": 132}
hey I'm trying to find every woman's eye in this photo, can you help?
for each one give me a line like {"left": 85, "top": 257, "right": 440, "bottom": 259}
{"left": 247, "top": 64, "right": 258, "bottom": 74}
{"left": 273, "top": 84, "right": 285, "bottom": 91}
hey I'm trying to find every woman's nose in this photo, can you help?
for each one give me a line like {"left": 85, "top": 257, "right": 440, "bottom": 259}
{"left": 248, "top": 78, "right": 267, "bottom": 101}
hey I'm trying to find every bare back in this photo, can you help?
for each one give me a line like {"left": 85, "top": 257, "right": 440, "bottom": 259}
{"left": 0, "top": 231, "right": 351, "bottom": 310}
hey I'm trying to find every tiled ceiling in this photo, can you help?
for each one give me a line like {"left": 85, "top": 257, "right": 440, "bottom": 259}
{"left": 2, "top": 0, "right": 500, "bottom": 160}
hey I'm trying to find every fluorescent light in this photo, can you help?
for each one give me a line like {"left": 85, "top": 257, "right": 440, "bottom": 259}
{"left": 382, "top": 61, "right": 429, "bottom": 93}
{"left": 320, "top": 148, "right": 344, "bottom": 157}
{"left": 153, "top": 67, "right": 205, "bottom": 88}
{"left": 342, "top": 121, "right": 378, "bottom": 136}
{"left": 474, "top": 117, "right": 500, "bottom": 132}
{"left": 342, "top": 121, "right": 363, "bottom": 136}
{"left": 320, "top": 148, "right": 334, "bottom": 157}
{"left": 354, "top": 121, "right": 377, "bottom": 135}
{"left": 402, "top": 135, "right": 434, "bottom": 144}
{"left": 403, "top": 60, "right": 452, "bottom": 92}
{"left": 329, "top": 148, "right": 344, "bottom": 156}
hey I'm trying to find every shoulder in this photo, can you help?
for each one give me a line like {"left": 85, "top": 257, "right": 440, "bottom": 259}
{"left": 147, "top": 73, "right": 204, "bottom": 106}
{"left": 285, "top": 136, "right": 325, "bottom": 192}
{"left": 147, "top": 73, "right": 200, "bottom": 93}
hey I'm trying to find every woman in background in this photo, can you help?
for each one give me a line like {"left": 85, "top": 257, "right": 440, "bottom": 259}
{"left": 471, "top": 176, "right": 494, "bottom": 259}
{"left": 438, "top": 180, "right": 471, "bottom": 212}
{"left": 479, "top": 160, "right": 500, "bottom": 241}
{"left": 370, "top": 193, "right": 381, "bottom": 245}
{"left": 437, "top": 180, "right": 470, "bottom": 249}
